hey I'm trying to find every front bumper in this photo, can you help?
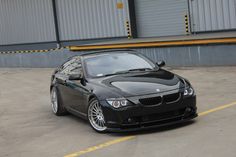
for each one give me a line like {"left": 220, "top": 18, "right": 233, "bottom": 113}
{"left": 100, "top": 93, "right": 197, "bottom": 132}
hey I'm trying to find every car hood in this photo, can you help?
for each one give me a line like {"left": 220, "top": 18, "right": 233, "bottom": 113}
{"left": 91, "top": 69, "right": 186, "bottom": 98}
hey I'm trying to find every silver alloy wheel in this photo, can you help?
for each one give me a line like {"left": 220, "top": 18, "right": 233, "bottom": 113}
{"left": 88, "top": 100, "right": 107, "bottom": 132}
{"left": 51, "top": 88, "right": 58, "bottom": 114}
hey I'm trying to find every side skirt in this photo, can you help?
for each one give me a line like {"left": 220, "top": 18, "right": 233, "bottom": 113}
{"left": 66, "top": 106, "right": 88, "bottom": 120}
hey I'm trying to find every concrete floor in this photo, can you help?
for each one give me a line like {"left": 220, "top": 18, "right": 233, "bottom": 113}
{"left": 0, "top": 67, "right": 236, "bottom": 157}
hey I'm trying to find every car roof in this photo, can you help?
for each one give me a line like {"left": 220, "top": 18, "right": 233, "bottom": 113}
{"left": 78, "top": 49, "right": 137, "bottom": 57}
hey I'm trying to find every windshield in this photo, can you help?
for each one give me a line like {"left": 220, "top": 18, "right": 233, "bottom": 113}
{"left": 83, "top": 52, "right": 155, "bottom": 78}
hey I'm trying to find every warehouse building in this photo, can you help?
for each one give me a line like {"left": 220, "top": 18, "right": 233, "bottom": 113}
{"left": 0, "top": 0, "right": 236, "bottom": 67}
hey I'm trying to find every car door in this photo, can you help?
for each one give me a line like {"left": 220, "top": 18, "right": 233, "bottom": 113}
{"left": 57, "top": 58, "right": 87, "bottom": 114}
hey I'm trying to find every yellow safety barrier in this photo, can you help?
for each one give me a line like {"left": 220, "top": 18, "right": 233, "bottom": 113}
{"left": 69, "top": 38, "right": 236, "bottom": 51}
{"left": 0, "top": 46, "right": 70, "bottom": 54}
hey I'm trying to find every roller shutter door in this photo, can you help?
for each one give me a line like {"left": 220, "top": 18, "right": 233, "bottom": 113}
{"left": 135, "top": 0, "right": 189, "bottom": 37}
{"left": 189, "top": 0, "right": 236, "bottom": 32}
{"left": 0, "top": 0, "right": 55, "bottom": 45}
{"left": 56, "top": 0, "right": 130, "bottom": 41}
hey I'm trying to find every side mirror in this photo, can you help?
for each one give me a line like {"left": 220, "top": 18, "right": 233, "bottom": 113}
{"left": 68, "top": 74, "right": 82, "bottom": 80}
{"left": 156, "top": 60, "right": 165, "bottom": 67}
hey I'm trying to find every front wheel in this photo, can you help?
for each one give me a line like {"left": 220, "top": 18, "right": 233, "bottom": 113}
{"left": 88, "top": 98, "right": 107, "bottom": 133}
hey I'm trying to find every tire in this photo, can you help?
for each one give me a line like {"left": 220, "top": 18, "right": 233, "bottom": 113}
{"left": 50, "top": 86, "right": 68, "bottom": 116}
{"left": 87, "top": 98, "right": 107, "bottom": 133}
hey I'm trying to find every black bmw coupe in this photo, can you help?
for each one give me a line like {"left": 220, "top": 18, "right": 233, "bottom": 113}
{"left": 50, "top": 50, "right": 197, "bottom": 132}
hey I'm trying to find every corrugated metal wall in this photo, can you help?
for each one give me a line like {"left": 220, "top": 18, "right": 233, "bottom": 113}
{"left": 135, "top": 0, "right": 189, "bottom": 37}
{"left": 0, "top": 0, "right": 56, "bottom": 45}
{"left": 190, "top": 0, "right": 236, "bottom": 32}
{"left": 56, "top": 0, "right": 130, "bottom": 41}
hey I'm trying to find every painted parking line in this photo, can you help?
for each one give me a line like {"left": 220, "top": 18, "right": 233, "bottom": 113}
{"left": 64, "top": 101, "right": 236, "bottom": 157}
{"left": 198, "top": 101, "right": 236, "bottom": 116}
{"left": 64, "top": 136, "right": 135, "bottom": 157}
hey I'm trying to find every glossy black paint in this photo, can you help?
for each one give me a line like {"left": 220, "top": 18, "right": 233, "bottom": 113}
{"left": 50, "top": 50, "right": 197, "bottom": 131}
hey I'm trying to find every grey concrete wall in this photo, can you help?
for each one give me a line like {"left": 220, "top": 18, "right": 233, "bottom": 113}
{"left": 136, "top": 44, "right": 236, "bottom": 66}
{"left": 0, "top": 44, "right": 236, "bottom": 68}
{"left": 0, "top": 49, "right": 80, "bottom": 68}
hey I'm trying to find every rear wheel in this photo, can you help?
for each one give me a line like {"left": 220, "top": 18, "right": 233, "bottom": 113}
{"left": 88, "top": 98, "right": 107, "bottom": 133}
{"left": 50, "top": 87, "right": 67, "bottom": 116}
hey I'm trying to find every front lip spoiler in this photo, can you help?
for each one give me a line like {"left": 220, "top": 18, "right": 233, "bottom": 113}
{"left": 106, "top": 113, "right": 198, "bottom": 132}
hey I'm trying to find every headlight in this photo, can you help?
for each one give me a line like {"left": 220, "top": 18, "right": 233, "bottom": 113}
{"left": 106, "top": 98, "right": 129, "bottom": 109}
{"left": 184, "top": 87, "right": 194, "bottom": 96}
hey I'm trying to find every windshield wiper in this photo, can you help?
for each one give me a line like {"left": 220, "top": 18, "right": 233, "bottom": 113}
{"left": 102, "top": 68, "right": 154, "bottom": 77}
{"left": 103, "top": 70, "right": 130, "bottom": 77}
{"left": 128, "top": 68, "right": 153, "bottom": 72}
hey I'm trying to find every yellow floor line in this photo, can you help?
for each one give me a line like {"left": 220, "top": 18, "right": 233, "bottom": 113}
{"left": 64, "top": 136, "right": 135, "bottom": 157}
{"left": 64, "top": 101, "right": 236, "bottom": 157}
{"left": 198, "top": 101, "right": 236, "bottom": 117}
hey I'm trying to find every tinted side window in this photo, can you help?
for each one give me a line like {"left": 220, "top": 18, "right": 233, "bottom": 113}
{"left": 61, "top": 57, "right": 82, "bottom": 75}
{"left": 61, "top": 58, "right": 77, "bottom": 69}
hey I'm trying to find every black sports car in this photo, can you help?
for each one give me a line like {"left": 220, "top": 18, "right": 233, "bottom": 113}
{"left": 50, "top": 50, "right": 197, "bottom": 132}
